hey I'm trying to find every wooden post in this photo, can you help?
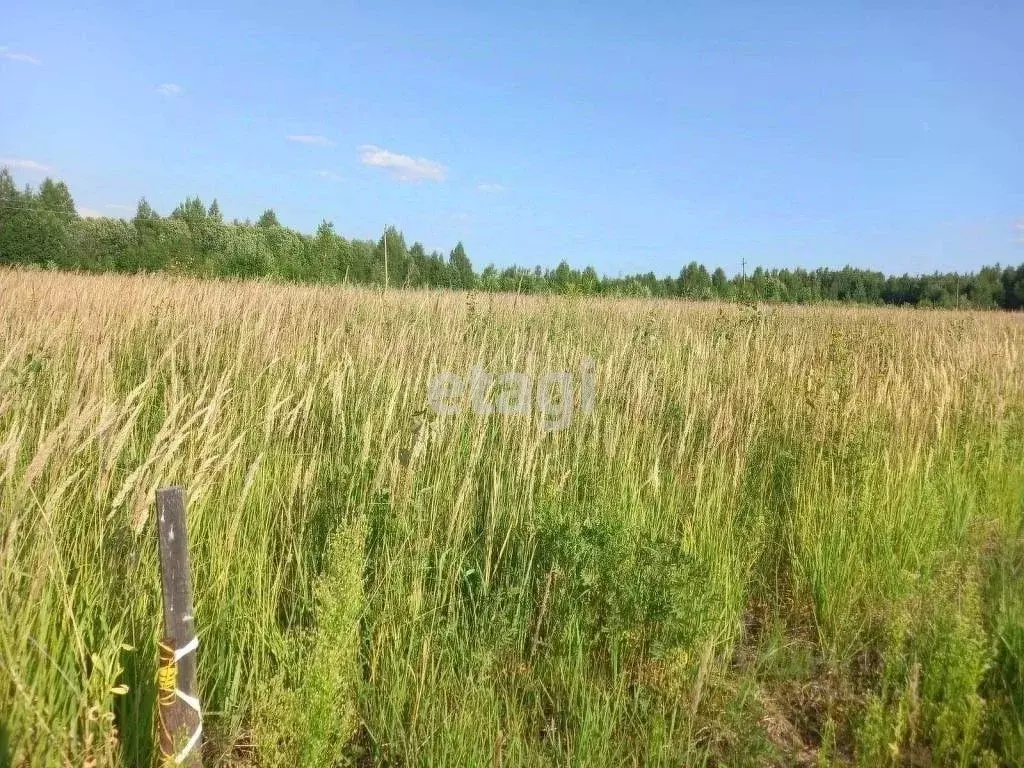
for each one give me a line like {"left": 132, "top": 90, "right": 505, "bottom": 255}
{"left": 155, "top": 486, "right": 202, "bottom": 767}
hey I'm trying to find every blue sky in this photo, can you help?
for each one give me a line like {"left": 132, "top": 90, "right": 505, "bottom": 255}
{"left": 2, "top": 1, "right": 1022, "bottom": 276}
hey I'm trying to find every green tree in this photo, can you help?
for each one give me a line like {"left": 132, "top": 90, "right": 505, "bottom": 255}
{"left": 38, "top": 179, "right": 76, "bottom": 217}
{"left": 257, "top": 209, "right": 280, "bottom": 228}
{"left": 4, "top": 168, "right": 1024, "bottom": 312}
{"left": 677, "top": 261, "right": 712, "bottom": 299}
{"left": 448, "top": 242, "right": 475, "bottom": 290}
{"left": 131, "top": 199, "right": 168, "bottom": 272}
{"left": 711, "top": 267, "right": 729, "bottom": 298}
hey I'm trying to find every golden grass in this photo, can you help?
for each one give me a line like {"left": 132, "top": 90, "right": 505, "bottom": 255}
{"left": 1, "top": 268, "right": 1022, "bottom": 766}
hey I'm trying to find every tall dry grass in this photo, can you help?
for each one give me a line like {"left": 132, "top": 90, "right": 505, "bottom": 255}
{"left": 1, "top": 268, "right": 1022, "bottom": 766}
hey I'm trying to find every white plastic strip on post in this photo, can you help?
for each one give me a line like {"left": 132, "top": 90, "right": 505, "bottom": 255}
{"left": 171, "top": 635, "right": 202, "bottom": 765}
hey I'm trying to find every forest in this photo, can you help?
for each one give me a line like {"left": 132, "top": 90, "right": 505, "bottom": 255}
{"left": 2, "top": 169, "right": 1023, "bottom": 308}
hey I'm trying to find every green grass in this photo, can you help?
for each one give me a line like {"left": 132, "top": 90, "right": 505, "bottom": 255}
{"left": 0, "top": 269, "right": 1022, "bottom": 766}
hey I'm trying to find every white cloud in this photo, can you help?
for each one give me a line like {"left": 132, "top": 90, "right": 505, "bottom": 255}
{"left": 358, "top": 144, "right": 446, "bottom": 183}
{"left": 287, "top": 134, "right": 335, "bottom": 147}
{"left": 156, "top": 83, "right": 182, "bottom": 96}
{"left": 0, "top": 158, "right": 53, "bottom": 174}
{"left": 1015, "top": 219, "right": 1024, "bottom": 243}
{"left": 106, "top": 203, "right": 134, "bottom": 212}
{"left": 0, "top": 47, "right": 41, "bottom": 65}
{"left": 79, "top": 207, "right": 106, "bottom": 219}
{"left": 316, "top": 169, "right": 342, "bottom": 181}
{"left": 451, "top": 212, "right": 471, "bottom": 224}
{"left": 477, "top": 182, "right": 504, "bottom": 193}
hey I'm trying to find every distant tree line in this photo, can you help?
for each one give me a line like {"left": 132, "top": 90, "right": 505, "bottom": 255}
{"left": 2, "top": 170, "right": 1023, "bottom": 309}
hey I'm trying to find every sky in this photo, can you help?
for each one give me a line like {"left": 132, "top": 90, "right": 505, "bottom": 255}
{"left": 2, "top": 1, "right": 1023, "bottom": 277}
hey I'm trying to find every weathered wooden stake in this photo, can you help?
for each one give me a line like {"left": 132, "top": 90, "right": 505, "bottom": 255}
{"left": 156, "top": 486, "right": 202, "bottom": 767}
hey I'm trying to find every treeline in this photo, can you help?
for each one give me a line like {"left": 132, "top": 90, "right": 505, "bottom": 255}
{"left": 2, "top": 170, "right": 1023, "bottom": 309}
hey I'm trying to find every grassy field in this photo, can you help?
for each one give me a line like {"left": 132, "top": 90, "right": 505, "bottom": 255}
{"left": 1, "top": 268, "right": 1022, "bottom": 766}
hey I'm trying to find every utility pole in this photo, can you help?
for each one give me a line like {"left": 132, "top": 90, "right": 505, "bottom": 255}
{"left": 741, "top": 258, "right": 747, "bottom": 299}
{"left": 383, "top": 226, "right": 389, "bottom": 292}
